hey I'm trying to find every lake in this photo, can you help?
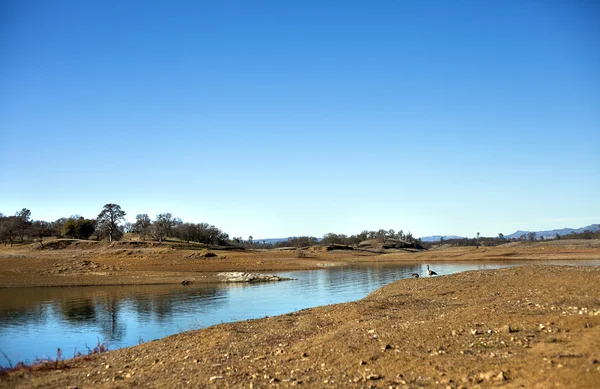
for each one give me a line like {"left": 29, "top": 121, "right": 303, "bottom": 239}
{"left": 1, "top": 260, "right": 598, "bottom": 367}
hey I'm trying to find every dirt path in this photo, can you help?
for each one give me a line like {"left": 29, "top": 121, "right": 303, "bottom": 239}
{"left": 2, "top": 265, "right": 599, "bottom": 388}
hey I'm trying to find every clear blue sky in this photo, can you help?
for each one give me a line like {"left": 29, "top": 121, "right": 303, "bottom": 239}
{"left": 1, "top": 0, "right": 599, "bottom": 239}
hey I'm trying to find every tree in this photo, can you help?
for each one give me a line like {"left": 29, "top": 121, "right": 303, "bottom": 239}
{"left": 387, "top": 229, "right": 395, "bottom": 241}
{"left": 151, "top": 213, "right": 177, "bottom": 244}
{"left": 0, "top": 215, "right": 20, "bottom": 246}
{"left": 132, "top": 214, "right": 152, "bottom": 241}
{"left": 15, "top": 208, "right": 32, "bottom": 242}
{"left": 30, "top": 220, "right": 53, "bottom": 247}
{"left": 397, "top": 230, "right": 404, "bottom": 240}
{"left": 172, "top": 222, "right": 197, "bottom": 245}
{"left": 52, "top": 217, "right": 69, "bottom": 238}
{"left": 498, "top": 233, "right": 505, "bottom": 240}
{"left": 96, "top": 204, "right": 126, "bottom": 242}
{"left": 527, "top": 232, "right": 536, "bottom": 241}
{"left": 62, "top": 217, "right": 95, "bottom": 239}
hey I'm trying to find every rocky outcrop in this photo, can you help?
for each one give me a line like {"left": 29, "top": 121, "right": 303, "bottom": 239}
{"left": 218, "top": 272, "right": 294, "bottom": 283}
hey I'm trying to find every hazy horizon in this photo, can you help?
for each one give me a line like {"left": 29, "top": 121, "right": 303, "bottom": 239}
{"left": 2, "top": 1, "right": 599, "bottom": 239}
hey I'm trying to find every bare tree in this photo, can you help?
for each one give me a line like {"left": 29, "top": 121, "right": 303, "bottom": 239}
{"left": 151, "top": 213, "right": 177, "bottom": 244}
{"left": 133, "top": 214, "right": 152, "bottom": 241}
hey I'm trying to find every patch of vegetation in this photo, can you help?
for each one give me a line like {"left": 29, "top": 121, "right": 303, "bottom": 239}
{"left": 0, "top": 339, "right": 109, "bottom": 376}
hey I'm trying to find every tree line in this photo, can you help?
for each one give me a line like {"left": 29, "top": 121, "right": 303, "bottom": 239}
{"left": 0, "top": 204, "right": 229, "bottom": 247}
{"left": 270, "top": 229, "right": 420, "bottom": 249}
{"left": 0, "top": 204, "right": 420, "bottom": 250}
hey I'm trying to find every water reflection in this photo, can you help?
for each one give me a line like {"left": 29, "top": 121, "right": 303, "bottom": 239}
{"left": 0, "top": 284, "right": 228, "bottom": 364}
{"left": 0, "top": 260, "right": 599, "bottom": 366}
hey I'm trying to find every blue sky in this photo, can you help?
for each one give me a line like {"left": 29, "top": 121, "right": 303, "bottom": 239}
{"left": 1, "top": 0, "right": 599, "bottom": 239}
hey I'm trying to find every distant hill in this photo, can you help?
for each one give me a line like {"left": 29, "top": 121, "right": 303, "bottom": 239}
{"left": 255, "top": 238, "right": 291, "bottom": 244}
{"left": 420, "top": 235, "right": 465, "bottom": 242}
{"left": 260, "top": 225, "right": 599, "bottom": 245}
{"left": 505, "top": 224, "right": 600, "bottom": 240}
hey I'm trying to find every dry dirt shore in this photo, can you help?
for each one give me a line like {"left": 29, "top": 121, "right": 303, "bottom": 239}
{"left": 0, "top": 239, "right": 599, "bottom": 288}
{"left": 1, "top": 265, "right": 600, "bottom": 389}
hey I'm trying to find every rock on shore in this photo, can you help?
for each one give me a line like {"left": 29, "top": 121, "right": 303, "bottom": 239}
{"left": 218, "top": 271, "right": 294, "bottom": 282}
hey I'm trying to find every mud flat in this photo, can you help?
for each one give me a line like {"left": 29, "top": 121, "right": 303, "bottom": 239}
{"left": 2, "top": 265, "right": 599, "bottom": 388}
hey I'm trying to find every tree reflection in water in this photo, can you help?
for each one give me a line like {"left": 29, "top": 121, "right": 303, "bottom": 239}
{"left": 4, "top": 260, "right": 598, "bottom": 367}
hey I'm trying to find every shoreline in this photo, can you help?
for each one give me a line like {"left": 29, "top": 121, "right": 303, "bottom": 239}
{"left": 1, "top": 239, "right": 600, "bottom": 288}
{"left": 2, "top": 265, "right": 599, "bottom": 388}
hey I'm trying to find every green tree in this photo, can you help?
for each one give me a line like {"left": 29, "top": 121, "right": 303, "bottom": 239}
{"left": 96, "top": 204, "right": 126, "bottom": 242}
{"left": 15, "top": 208, "right": 32, "bottom": 242}
{"left": 62, "top": 217, "right": 95, "bottom": 239}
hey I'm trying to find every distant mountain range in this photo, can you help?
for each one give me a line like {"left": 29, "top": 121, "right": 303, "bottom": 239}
{"left": 504, "top": 224, "right": 599, "bottom": 240}
{"left": 419, "top": 235, "right": 465, "bottom": 242}
{"left": 420, "top": 224, "right": 599, "bottom": 242}
{"left": 255, "top": 238, "right": 291, "bottom": 244}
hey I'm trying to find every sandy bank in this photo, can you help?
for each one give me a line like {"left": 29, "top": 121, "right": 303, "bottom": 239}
{"left": 1, "top": 265, "right": 599, "bottom": 388}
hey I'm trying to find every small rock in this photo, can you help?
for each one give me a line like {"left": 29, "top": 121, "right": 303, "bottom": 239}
{"left": 501, "top": 324, "right": 519, "bottom": 333}
{"left": 209, "top": 376, "right": 223, "bottom": 381}
{"left": 478, "top": 371, "right": 495, "bottom": 382}
{"left": 366, "top": 373, "right": 381, "bottom": 380}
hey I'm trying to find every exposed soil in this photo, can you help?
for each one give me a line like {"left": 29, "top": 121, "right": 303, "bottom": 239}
{"left": 1, "top": 265, "right": 599, "bottom": 388}
{"left": 0, "top": 239, "right": 598, "bottom": 287}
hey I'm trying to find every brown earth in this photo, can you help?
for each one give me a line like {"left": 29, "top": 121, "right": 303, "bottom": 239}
{"left": 1, "top": 265, "right": 600, "bottom": 389}
{"left": 1, "top": 239, "right": 599, "bottom": 287}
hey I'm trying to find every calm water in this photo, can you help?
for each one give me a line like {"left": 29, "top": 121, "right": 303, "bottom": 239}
{"left": 0, "top": 260, "right": 598, "bottom": 367}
